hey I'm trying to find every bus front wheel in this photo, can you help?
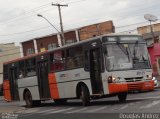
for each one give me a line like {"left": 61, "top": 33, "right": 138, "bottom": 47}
{"left": 118, "top": 92, "right": 127, "bottom": 102}
{"left": 80, "top": 85, "right": 90, "bottom": 106}
{"left": 24, "top": 91, "right": 33, "bottom": 108}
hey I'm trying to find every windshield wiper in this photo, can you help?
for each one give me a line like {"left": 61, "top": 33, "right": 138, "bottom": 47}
{"left": 117, "top": 44, "right": 130, "bottom": 61}
{"left": 133, "top": 41, "right": 138, "bottom": 60}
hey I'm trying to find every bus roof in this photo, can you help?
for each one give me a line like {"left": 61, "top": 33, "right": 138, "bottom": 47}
{"left": 3, "top": 33, "right": 141, "bottom": 65}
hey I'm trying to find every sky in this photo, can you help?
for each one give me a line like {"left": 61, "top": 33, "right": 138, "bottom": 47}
{"left": 0, "top": 0, "right": 160, "bottom": 45}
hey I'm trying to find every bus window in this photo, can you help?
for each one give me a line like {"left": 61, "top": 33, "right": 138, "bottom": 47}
{"left": 19, "top": 61, "right": 25, "bottom": 79}
{"left": 66, "top": 46, "right": 83, "bottom": 69}
{"left": 25, "top": 58, "right": 36, "bottom": 76}
{"left": 3, "top": 65, "right": 8, "bottom": 80}
{"left": 50, "top": 53, "right": 55, "bottom": 72}
{"left": 50, "top": 51, "right": 65, "bottom": 71}
{"left": 84, "top": 50, "right": 90, "bottom": 70}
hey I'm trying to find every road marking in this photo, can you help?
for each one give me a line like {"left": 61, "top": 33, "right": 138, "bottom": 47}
{"left": 48, "top": 108, "right": 74, "bottom": 113}
{"left": 66, "top": 107, "right": 88, "bottom": 113}
{"left": 86, "top": 106, "right": 106, "bottom": 113}
{"left": 24, "top": 108, "right": 40, "bottom": 113}
{"left": 128, "top": 96, "right": 160, "bottom": 101}
{"left": 37, "top": 108, "right": 58, "bottom": 113}
{"left": 120, "top": 104, "right": 129, "bottom": 109}
{"left": 140, "top": 100, "right": 160, "bottom": 109}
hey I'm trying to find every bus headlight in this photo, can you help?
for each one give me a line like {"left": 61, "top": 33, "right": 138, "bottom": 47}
{"left": 107, "top": 76, "right": 120, "bottom": 83}
{"left": 146, "top": 75, "right": 152, "bottom": 80}
{"left": 108, "top": 76, "right": 113, "bottom": 83}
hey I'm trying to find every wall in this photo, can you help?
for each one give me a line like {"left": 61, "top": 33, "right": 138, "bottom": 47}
{"left": 79, "top": 20, "right": 114, "bottom": 40}
{"left": 36, "top": 35, "right": 58, "bottom": 52}
{"left": 21, "top": 20, "right": 114, "bottom": 56}
{"left": 64, "top": 31, "right": 77, "bottom": 44}
{"left": 137, "top": 23, "right": 160, "bottom": 76}
{"left": 137, "top": 23, "right": 160, "bottom": 35}
{"left": 22, "top": 40, "right": 35, "bottom": 56}
{"left": 0, "top": 43, "right": 20, "bottom": 84}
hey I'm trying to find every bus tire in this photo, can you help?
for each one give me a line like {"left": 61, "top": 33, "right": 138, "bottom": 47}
{"left": 118, "top": 92, "right": 127, "bottom": 102}
{"left": 54, "top": 99, "right": 67, "bottom": 105}
{"left": 80, "top": 85, "right": 90, "bottom": 106}
{"left": 24, "top": 91, "right": 33, "bottom": 108}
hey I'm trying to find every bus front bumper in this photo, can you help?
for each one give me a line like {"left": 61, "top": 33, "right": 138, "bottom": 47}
{"left": 108, "top": 83, "right": 128, "bottom": 94}
{"left": 127, "top": 80, "right": 154, "bottom": 91}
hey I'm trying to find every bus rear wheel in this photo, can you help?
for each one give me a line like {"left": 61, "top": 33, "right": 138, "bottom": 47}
{"left": 80, "top": 85, "right": 90, "bottom": 106}
{"left": 118, "top": 92, "right": 127, "bottom": 102}
{"left": 24, "top": 91, "right": 33, "bottom": 108}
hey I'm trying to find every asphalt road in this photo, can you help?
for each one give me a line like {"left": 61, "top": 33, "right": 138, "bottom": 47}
{"left": 0, "top": 89, "right": 160, "bottom": 119}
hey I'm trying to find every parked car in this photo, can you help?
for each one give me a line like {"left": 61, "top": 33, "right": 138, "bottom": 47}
{"left": 152, "top": 77, "right": 159, "bottom": 88}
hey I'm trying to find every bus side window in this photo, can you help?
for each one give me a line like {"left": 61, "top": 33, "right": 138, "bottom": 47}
{"left": 50, "top": 53, "right": 55, "bottom": 72}
{"left": 3, "top": 65, "right": 8, "bottom": 80}
{"left": 53, "top": 51, "right": 65, "bottom": 71}
{"left": 66, "top": 46, "right": 83, "bottom": 69}
{"left": 84, "top": 50, "right": 90, "bottom": 71}
{"left": 25, "top": 58, "right": 36, "bottom": 77}
{"left": 19, "top": 61, "right": 25, "bottom": 79}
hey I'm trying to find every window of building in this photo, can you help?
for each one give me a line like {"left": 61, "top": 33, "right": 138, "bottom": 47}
{"left": 65, "top": 39, "right": 75, "bottom": 45}
{"left": 48, "top": 43, "right": 57, "bottom": 51}
{"left": 26, "top": 48, "right": 34, "bottom": 55}
{"left": 25, "top": 58, "right": 36, "bottom": 76}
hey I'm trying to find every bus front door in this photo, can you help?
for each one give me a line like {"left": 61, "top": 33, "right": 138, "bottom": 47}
{"left": 37, "top": 61, "right": 50, "bottom": 99}
{"left": 90, "top": 48, "right": 103, "bottom": 94}
{"left": 9, "top": 68, "right": 19, "bottom": 100}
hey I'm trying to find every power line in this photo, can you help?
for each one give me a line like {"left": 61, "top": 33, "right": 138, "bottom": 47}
{"left": 0, "top": 0, "right": 158, "bottom": 29}
{"left": 0, "top": 26, "right": 52, "bottom": 36}
{"left": 0, "top": 0, "right": 87, "bottom": 25}
{"left": 0, "top": 1, "right": 160, "bottom": 38}
{"left": 51, "top": 3, "right": 68, "bottom": 45}
{"left": 0, "top": 3, "right": 55, "bottom": 25}
{"left": 0, "top": 19, "right": 159, "bottom": 37}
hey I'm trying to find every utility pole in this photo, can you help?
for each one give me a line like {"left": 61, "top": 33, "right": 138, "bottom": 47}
{"left": 52, "top": 3, "right": 68, "bottom": 46}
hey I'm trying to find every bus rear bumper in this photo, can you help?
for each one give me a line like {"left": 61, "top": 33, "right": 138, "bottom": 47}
{"left": 108, "top": 83, "right": 128, "bottom": 94}
{"left": 127, "top": 80, "right": 154, "bottom": 91}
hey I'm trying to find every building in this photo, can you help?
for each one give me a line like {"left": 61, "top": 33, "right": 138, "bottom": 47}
{"left": 79, "top": 21, "right": 114, "bottom": 40}
{"left": 137, "top": 23, "right": 160, "bottom": 76}
{"left": 0, "top": 43, "right": 20, "bottom": 84}
{"left": 20, "top": 20, "right": 114, "bottom": 57}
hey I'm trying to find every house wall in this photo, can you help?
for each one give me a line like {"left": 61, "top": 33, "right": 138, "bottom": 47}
{"left": 36, "top": 35, "right": 58, "bottom": 52}
{"left": 0, "top": 43, "right": 20, "bottom": 84}
{"left": 21, "top": 20, "right": 115, "bottom": 56}
{"left": 22, "top": 40, "right": 35, "bottom": 56}
{"left": 78, "top": 20, "right": 114, "bottom": 40}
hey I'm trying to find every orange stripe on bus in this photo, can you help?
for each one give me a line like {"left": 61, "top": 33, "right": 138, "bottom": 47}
{"left": 48, "top": 73, "right": 60, "bottom": 99}
{"left": 3, "top": 80, "right": 12, "bottom": 101}
{"left": 108, "top": 83, "right": 128, "bottom": 94}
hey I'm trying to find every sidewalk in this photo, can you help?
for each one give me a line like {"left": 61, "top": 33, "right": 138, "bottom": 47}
{"left": 0, "top": 96, "right": 3, "bottom": 101}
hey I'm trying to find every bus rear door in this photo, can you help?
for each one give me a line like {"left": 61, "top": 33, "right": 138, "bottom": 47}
{"left": 37, "top": 54, "right": 50, "bottom": 99}
{"left": 9, "top": 66, "right": 19, "bottom": 100}
{"left": 84, "top": 39, "right": 104, "bottom": 94}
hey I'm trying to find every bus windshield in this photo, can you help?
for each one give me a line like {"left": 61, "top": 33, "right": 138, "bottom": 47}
{"left": 104, "top": 43, "right": 150, "bottom": 71}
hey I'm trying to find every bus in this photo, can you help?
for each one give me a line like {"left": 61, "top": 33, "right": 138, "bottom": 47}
{"left": 3, "top": 34, "right": 153, "bottom": 107}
